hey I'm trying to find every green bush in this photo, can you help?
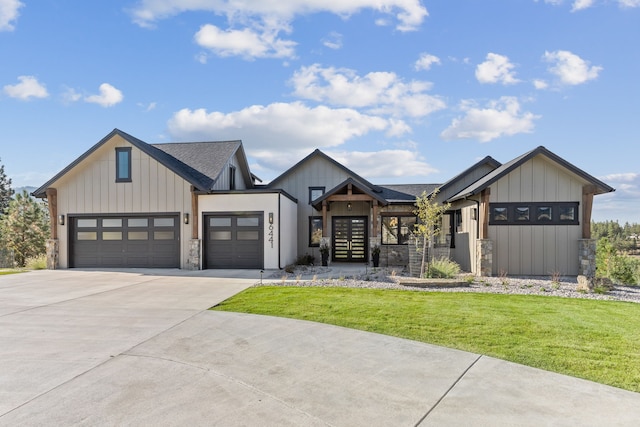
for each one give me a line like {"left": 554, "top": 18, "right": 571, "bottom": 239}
{"left": 25, "top": 255, "right": 47, "bottom": 270}
{"left": 425, "top": 257, "right": 461, "bottom": 279}
{"left": 596, "top": 238, "right": 640, "bottom": 285}
{"left": 295, "top": 254, "right": 315, "bottom": 266}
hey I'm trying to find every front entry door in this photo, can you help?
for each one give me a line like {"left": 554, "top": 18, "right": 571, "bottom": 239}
{"left": 332, "top": 217, "right": 368, "bottom": 262}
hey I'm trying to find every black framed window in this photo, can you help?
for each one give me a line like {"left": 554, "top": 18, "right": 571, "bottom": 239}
{"left": 309, "top": 216, "right": 323, "bottom": 247}
{"left": 115, "top": 147, "right": 131, "bottom": 182}
{"left": 490, "top": 202, "right": 579, "bottom": 225}
{"left": 229, "top": 165, "right": 236, "bottom": 190}
{"left": 309, "top": 187, "right": 325, "bottom": 203}
{"left": 382, "top": 214, "right": 416, "bottom": 245}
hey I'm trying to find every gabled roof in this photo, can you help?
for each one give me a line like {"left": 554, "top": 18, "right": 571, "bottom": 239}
{"left": 438, "top": 156, "right": 501, "bottom": 194}
{"left": 268, "top": 149, "right": 381, "bottom": 192}
{"left": 376, "top": 184, "right": 441, "bottom": 203}
{"left": 312, "top": 177, "right": 388, "bottom": 210}
{"left": 33, "top": 129, "right": 252, "bottom": 198}
{"left": 447, "top": 146, "right": 615, "bottom": 202}
{"left": 151, "top": 140, "right": 253, "bottom": 190}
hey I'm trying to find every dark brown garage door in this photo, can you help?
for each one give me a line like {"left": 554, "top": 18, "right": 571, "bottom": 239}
{"left": 205, "top": 214, "right": 263, "bottom": 269}
{"left": 70, "top": 215, "right": 180, "bottom": 268}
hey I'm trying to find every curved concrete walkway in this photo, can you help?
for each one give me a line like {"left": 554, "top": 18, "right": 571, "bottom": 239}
{"left": 1, "top": 269, "right": 639, "bottom": 426}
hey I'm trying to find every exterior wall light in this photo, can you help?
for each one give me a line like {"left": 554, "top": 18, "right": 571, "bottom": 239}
{"left": 58, "top": 215, "right": 65, "bottom": 226}
{"left": 183, "top": 213, "right": 189, "bottom": 225}
{"left": 347, "top": 202, "right": 352, "bottom": 211}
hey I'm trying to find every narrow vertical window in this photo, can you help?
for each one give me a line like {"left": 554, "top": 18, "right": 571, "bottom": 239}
{"left": 115, "top": 147, "right": 131, "bottom": 182}
{"left": 229, "top": 165, "right": 236, "bottom": 190}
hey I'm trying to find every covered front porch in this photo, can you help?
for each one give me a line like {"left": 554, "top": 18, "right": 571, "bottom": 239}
{"left": 312, "top": 178, "right": 388, "bottom": 264}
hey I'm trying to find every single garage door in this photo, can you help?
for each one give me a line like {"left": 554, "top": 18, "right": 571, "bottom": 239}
{"left": 70, "top": 215, "right": 180, "bottom": 268}
{"left": 205, "top": 213, "right": 263, "bottom": 269}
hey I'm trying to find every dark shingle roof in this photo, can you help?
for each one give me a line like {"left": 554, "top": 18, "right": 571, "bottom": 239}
{"left": 32, "top": 129, "right": 249, "bottom": 198}
{"left": 377, "top": 184, "right": 441, "bottom": 202}
{"left": 151, "top": 141, "right": 242, "bottom": 190}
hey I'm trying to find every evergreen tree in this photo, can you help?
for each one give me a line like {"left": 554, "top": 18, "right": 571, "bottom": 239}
{"left": 0, "top": 190, "right": 50, "bottom": 267}
{"left": 0, "top": 158, "right": 14, "bottom": 214}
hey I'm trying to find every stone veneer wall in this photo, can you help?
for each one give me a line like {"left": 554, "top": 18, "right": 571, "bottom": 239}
{"left": 476, "top": 239, "right": 493, "bottom": 277}
{"left": 46, "top": 239, "right": 59, "bottom": 270}
{"left": 186, "top": 239, "right": 201, "bottom": 270}
{"left": 578, "top": 239, "right": 597, "bottom": 278}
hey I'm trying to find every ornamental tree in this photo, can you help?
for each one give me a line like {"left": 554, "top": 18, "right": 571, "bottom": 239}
{"left": 413, "top": 188, "right": 451, "bottom": 278}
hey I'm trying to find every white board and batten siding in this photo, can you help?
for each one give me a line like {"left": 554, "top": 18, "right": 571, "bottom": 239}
{"left": 198, "top": 193, "right": 297, "bottom": 269}
{"left": 488, "top": 156, "right": 586, "bottom": 276}
{"left": 53, "top": 134, "right": 192, "bottom": 268}
{"left": 272, "top": 156, "right": 355, "bottom": 259}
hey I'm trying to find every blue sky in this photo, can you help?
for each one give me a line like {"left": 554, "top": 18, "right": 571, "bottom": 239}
{"left": 1, "top": 0, "right": 638, "bottom": 223}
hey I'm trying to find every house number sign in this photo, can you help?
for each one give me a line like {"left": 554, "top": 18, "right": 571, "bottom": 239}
{"left": 268, "top": 224, "right": 274, "bottom": 248}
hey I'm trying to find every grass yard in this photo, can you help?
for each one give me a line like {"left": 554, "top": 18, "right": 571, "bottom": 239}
{"left": 212, "top": 286, "right": 640, "bottom": 393}
{"left": 0, "top": 269, "right": 23, "bottom": 276}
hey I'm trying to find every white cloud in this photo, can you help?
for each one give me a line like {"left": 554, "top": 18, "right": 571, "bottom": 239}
{"left": 322, "top": 31, "right": 343, "bottom": 50}
{"left": 475, "top": 53, "right": 520, "bottom": 85}
{"left": 84, "top": 83, "right": 124, "bottom": 107}
{"left": 3, "top": 76, "right": 49, "bottom": 100}
{"left": 0, "top": 0, "right": 23, "bottom": 31}
{"left": 325, "top": 149, "right": 438, "bottom": 179}
{"left": 440, "top": 97, "right": 540, "bottom": 142}
{"left": 167, "top": 101, "right": 402, "bottom": 151}
{"left": 571, "top": 0, "right": 595, "bottom": 11}
{"left": 543, "top": 50, "right": 602, "bottom": 85}
{"left": 619, "top": 0, "right": 640, "bottom": 7}
{"left": 129, "top": 0, "right": 428, "bottom": 32}
{"left": 290, "top": 64, "right": 446, "bottom": 117}
{"left": 414, "top": 53, "right": 441, "bottom": 71}
{"left": 194, "top": 24, "right": 296, "bottom": 59}
{"left": 533, "top": 79, "right": 549, "bottom": 90}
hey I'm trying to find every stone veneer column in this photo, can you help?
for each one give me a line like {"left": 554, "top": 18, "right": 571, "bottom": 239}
{"left": 578, "top": 239, "right": 597, "bottom": 278}
{"left": 408, "top": 237, "right": 422, "bottom": 277}
{"left": 46, "top": 239, "right": 59, "bottom": 270}
{"left": 476, "top": 239, "right": 493, "bottom": 277}
{"left": 186, "top": 239, "right": 201, "bottom": 270}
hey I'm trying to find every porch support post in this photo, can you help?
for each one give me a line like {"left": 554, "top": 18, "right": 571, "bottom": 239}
{"left": 45, "top": 188, "right": 58, "bottom": 240}
{"left": 322, "top": 201, "right": 328, "bottom": 237}
{"left": 186, "top": 186, "right": 201, "bottom": 270}
{"left": 44, "top": 188, "right": 59, "bottom": 269}
{"left": 582, "top": 185, "right": 595, "bottom": 239}
{"left": 371, "top": 202, "right": 378, "bottom": 237}
{"left": 190, "top": 186, "right": 199, "bottom": 240}
{"left": 479, "top": 188, "right": 490, "bottom": 239}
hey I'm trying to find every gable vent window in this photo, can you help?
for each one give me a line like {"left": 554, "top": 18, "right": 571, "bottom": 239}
{"left": 229, "top": 165, "right": 236, "bottom": 190}
{"left": 115, "top": 147, "right": 132, "bottom": 182}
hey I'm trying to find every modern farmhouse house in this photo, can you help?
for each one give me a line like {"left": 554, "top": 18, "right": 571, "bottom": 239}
{"left": 33, "top": 129, "right": 614, "bottom": 276}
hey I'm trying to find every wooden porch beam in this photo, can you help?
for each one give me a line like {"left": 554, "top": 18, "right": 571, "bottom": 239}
{"left": 322, "top": 201, "right": 328, "bottom": 237}
{"left": 326, "top": 194, "right": 376, "bottom": 202}
{"left": 480, "top": 188, "right": 490, "bottom": 239}
{"left": 582, "top": 185, "right": 596, "bottom": 239}
{"left": 191, "top": 186, "right": 199, "bottom": 240}
{"left": 45, "top": 188, "right": 57, "bottom": 240}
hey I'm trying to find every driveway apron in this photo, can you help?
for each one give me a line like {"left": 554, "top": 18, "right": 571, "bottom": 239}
{"left": 1, "top": 269, "right": 640, "bottom": 426}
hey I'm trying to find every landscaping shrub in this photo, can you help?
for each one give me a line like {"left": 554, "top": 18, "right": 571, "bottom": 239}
{"left": 425, "top": 257, "right": 460, "bottom": 279}
{"left": 25, "top": 254, "right": 47, "bottom": 270}
{"left": 596, "top": 237, "right": 640, "bottom": 285}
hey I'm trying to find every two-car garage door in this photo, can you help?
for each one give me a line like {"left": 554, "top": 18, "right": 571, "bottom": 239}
{"left": 69, "top": 213, "right": 264, "bottom": 269}
{"left": 70, "top": 215, "right": 180, "bottom": 268}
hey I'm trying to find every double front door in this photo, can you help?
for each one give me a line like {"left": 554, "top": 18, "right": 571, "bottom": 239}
{"left": 332, "top": 217, "right": 368, "bottom": 262}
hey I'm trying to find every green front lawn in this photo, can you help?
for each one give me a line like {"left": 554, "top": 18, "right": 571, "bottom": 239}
{"left": 212, "top": 286, "right": 640, "bottom": 392}
{"left": 0, "top": 269, "right": 23, "bottom": 276}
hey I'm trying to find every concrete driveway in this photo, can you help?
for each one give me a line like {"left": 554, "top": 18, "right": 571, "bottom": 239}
{"left": 1, "top": 270, "right": 639, "bottom": 426}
